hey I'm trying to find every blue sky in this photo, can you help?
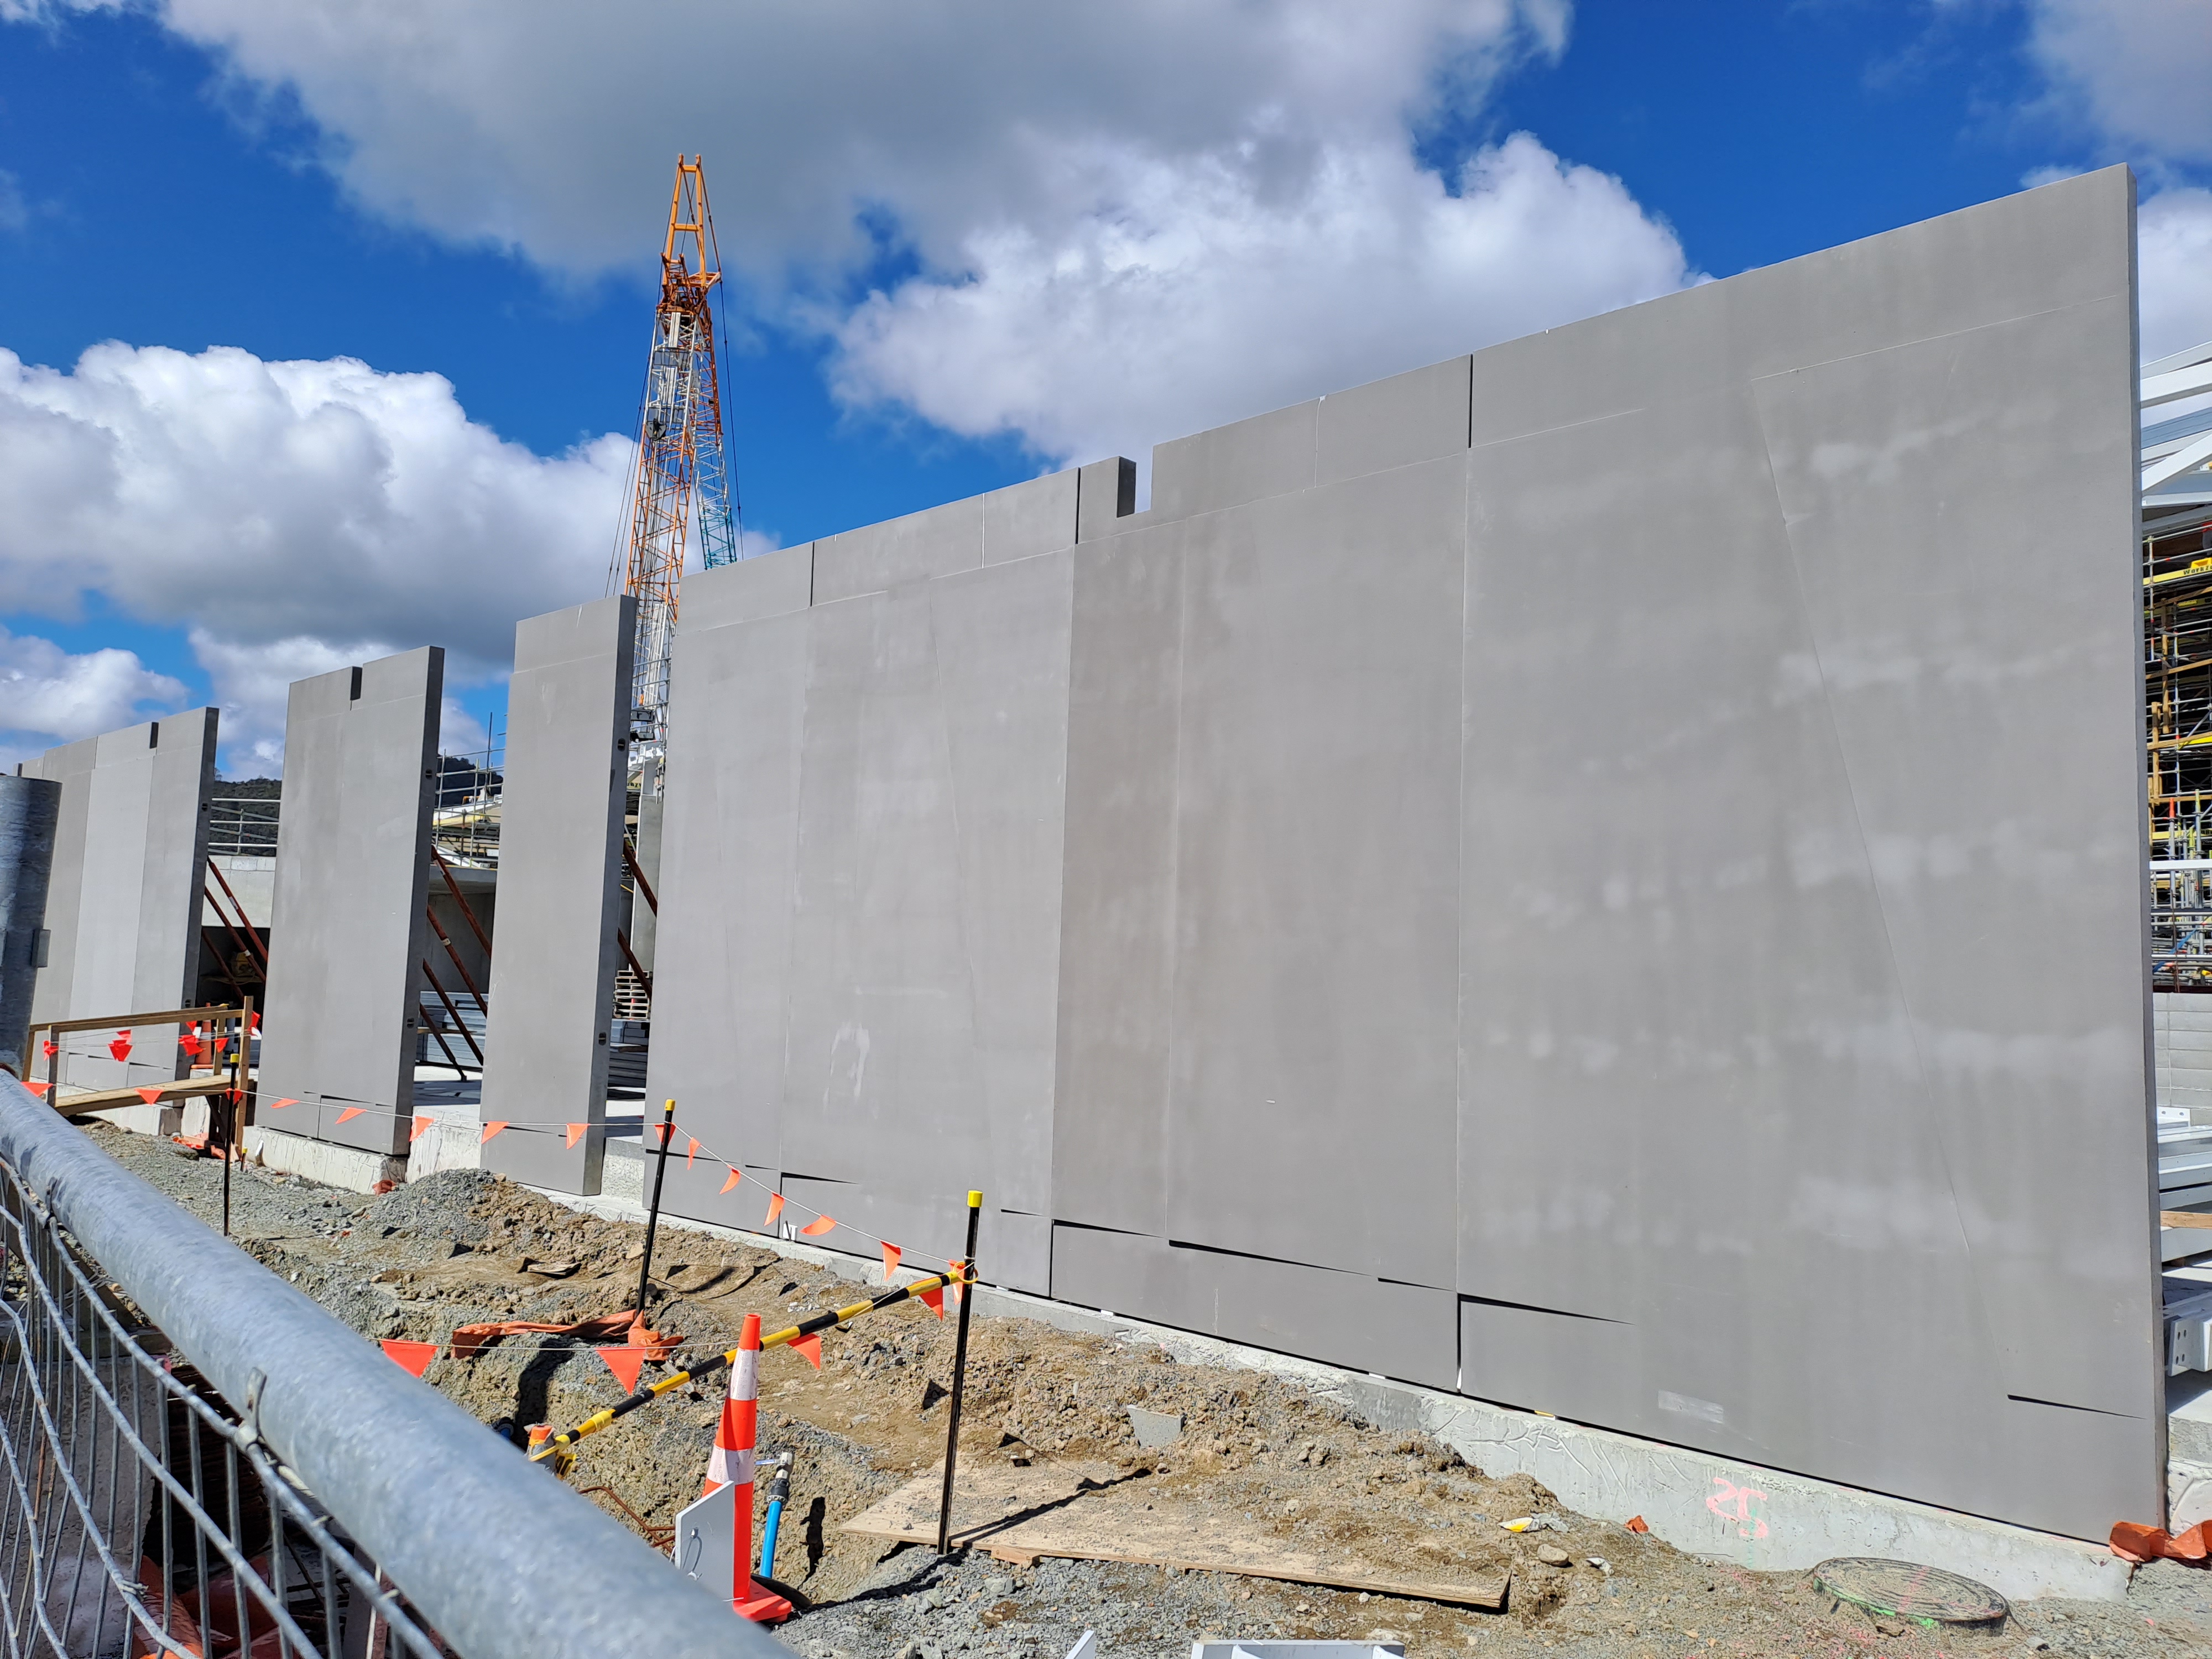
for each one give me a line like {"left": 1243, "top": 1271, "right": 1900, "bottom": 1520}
{"left": 0, "top": 0, "right": 2206, "bottom": 774}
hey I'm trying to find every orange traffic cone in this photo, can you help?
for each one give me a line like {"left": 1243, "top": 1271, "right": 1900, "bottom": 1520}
{"left": 689, "top": 1314, "right": 789, "bottom": 1623}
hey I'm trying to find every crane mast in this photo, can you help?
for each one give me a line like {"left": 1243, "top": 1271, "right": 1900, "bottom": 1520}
{"left": 613, "top": 155, "right": 738, "bottom": 753}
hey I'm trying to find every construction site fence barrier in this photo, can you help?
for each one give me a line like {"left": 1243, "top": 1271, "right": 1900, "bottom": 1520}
{"left": 0, "top": 1074, "right": 784, "bottom": 1659}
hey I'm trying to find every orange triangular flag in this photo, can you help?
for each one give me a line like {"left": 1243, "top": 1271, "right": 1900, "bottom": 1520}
{"left": 409, "top": 1115, "right": 435, "bottom": 1143}
{"left": 565, "top": 1123, "right": 586, "bottom": 1149}
{"left": 764, "top": 1192, "right": 785, "bottom": 1227}
{"left": 268, "top": 1097, "right": 297, "bottom": 1110}
{"left": 685, "top": 1136, "right": 700, "bottom": 1167}
{"left": 720, "top": 1166, "right": 742, "bottom": 1194}
{"left": 334, "top": 1107, "right": 365, "bottom": 1125}
{"left": 135, "top": 1087, "right": 163, "bottom": 1105}
{"left": 108, "top": 1034, "right": 131, "bottom": 1062}
{"left": 379, "top": 1339, "right": 439, "bottom": 1378}
{"left": 482, "top": 1121, "right": 508, "bottom": 1143}
{"left": 800, "top": 1214, "right": 836, "bottom": 1238}
{"left": 790, "top": 1333, "right": 823, "bottom": 1370}
{"left": 597, "top": 1345, "right": 648, "bottom": 1393}
{"left": 949, "top": 1258, "right": 968, "bottom": 1304}
{"left": 40, "top": 1039, "right": 54, "bottom": 1058}
{"left": 917, "top": 1285, "right": 944, "bottom": 1318}
{"left": 20, "top": 1079, "right": 48, "bottom": 1097}
{"left": 881, "top": 1242, "right": 902, "bottom": 1282}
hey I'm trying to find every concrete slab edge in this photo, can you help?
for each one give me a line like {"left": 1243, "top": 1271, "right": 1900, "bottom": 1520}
{"left": 248, "top": 1125, "right": 406, "bottom": 1193}
{"left": 525, "top": 1184, "right": 2128, "bottom": 1605}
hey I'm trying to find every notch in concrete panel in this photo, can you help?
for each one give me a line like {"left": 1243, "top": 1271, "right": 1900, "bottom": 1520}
{"left": 680, "top": 542, "right": 815, "bottom": 631}
{"left": 1076, "top": 458, "right": 1136, "bottom": 542}
{"left": 1316, "top": 357, "right": 1474, "bottom": 486}
{"left": 348, "top": 666, "right": 362, "bottom": 702}
{"left": 812, "top": 495, "right": 984, "bottom": 603}
{"left": 1149, "top": 399, "right": 1318, "bottom": 522}
{"left": 983, "top": 469, "right": 1078, "bottom": 564}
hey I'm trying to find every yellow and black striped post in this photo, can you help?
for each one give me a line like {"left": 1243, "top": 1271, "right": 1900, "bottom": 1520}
{"left": 936, "top": 1189, "right": 982, "bottom": 1554}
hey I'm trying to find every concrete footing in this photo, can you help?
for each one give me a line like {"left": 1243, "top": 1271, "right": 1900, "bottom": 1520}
{"left": 246, "top": 1125, "right": 406, "bottom": 1193}
{"left": 529, "top": 1181, "right": 2129, "bottom": 1608}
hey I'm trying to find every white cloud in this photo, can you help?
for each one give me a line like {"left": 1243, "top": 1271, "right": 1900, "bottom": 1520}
{"left": 831, "top": 131, "right": 1692, "bottom": 468}
{"left": 0, "top": 625, "right": 189, "bottom": 767}
{"left": 0, "top": 342, "right": 631, "bottom": 768}
{"left": 2140, "top": 187, "right": 2212, "bottom": 363}
{"left": 2025, "top": 0, "right": 2212, "bottom": 168}
{"left": 6, "top": 1, "right": 1697, "bottom": 466}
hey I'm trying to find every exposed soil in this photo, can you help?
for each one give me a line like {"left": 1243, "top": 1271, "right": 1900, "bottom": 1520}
{"left": 92, "top": 1123, "right": 2212, "bottom": 1659}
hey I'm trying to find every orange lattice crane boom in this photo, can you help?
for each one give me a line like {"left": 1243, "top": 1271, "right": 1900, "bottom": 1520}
{"left": 611, "top": 155, "right": 739, "bottom": 750}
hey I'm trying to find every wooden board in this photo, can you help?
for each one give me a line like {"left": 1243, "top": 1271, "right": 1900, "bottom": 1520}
{"left": 53, "top": 1075, "right": 237, "bottom": 1114}
{"left": 2164, "top": 1211, "right": 2212, "bottom": 1231}
{"left": 843, "top": 1464, "right": 1509, "bottom": 1610}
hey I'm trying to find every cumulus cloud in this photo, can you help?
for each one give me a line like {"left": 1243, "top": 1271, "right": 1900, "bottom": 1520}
{"left": 2141, "top": 188, "right": 2212, "bottom": 363}
{"left": 0, "top": 625, "right": 188, "bottom": 768}
{"left": 832, "top": 131, "right": 1691, "bottom": 467}
{"left": 0, "top": 342, "right": 629, "bottom": 769}
{"left": 7, "top": 1, "right": 1694, "bottom": 465}
{"left": 2025, "top": 0, "right": 2212, "bottom": 169}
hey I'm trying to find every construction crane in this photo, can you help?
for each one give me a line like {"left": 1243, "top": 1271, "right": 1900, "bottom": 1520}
{"left": 610, "top": 155, "right": 740, "bottom": 753}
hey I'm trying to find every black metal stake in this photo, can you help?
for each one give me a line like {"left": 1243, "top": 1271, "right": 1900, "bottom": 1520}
{"left": 936, "top": 1188, "right": 982, "bottom": 1554}
{"left": 634, "top": 1099, "right": 676, "bottom": 1317}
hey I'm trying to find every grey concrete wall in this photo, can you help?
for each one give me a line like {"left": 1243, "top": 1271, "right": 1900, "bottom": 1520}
{"left": 258, "top": 649, "right": 442, "bottom": 1154}
{"left": 480, "top": 597, "right": 635, "bottom": 1193}
{"left": 22, "top": 738, "right": 96, "bottom": 1033}
{"left": 645, "top": 169, "right": 2153, "bottom": 1539}
{"left": 649, "top": 471, "right": 1079, "bottom": 1289}
{"left": 22, "top": 713, "right": 217, "bottom": 1091}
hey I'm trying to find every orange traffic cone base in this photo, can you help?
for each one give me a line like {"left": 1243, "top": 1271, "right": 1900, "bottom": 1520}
{"left": 735, "top": 1581, "right": 792, "bottom": 1623}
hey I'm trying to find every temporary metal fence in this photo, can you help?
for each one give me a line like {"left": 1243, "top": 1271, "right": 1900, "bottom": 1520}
{"left": 0, "top": 1074, "right": 781, "bottom": 1659}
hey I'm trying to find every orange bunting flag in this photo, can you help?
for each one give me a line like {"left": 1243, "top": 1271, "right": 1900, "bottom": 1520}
{"left": 40, "top": 1040, "right": 54, "bottom": 1058}
{"left": 334, "top": 1107, "right": 365, "bottom": 1125}
{"left": 380, "top": 1339, "right": 439, "bottom": 1379}
{"left": 565, "top": 1123, "right": 587, "bottom": 1149}
{"left": 881, "top": 1242, "right": 902, "bottom": 1282}
{"left": 179, "top": 1031, "right": 203, "bottom": 1059}
{"left": 481, "top": 1121, "right": 509, "bottom": 1144}
{"left": 686, "top": 1136, "right": 700, "bottom": 1167}
{"left": 134, "top": 1087, "right": 163, "bottom": 1105}
{"left": 250, "top": 1012, "right": 261, "bottom": 1032}
{"left": 20, "top": 1079, "right": 48, "bottom": 1097}
{"left": 800, "top": 1214, "right": 836, "bottom": 1238}
{"left": 597, "top": 1345, "right": 648, "bottom": 1394}
{"left": 790, "top": 1333, "right": 823, "bottom": 1370}
{"left": 764, "top": 1192, "right": 785, "bottom": 1228}
{"left": 229, "top": 1087, "right": 243, "bottom": 1103}
{"left": 917, "top": 1285, "right": 945, "bottom": 1318}
{"left": 268, "top": 1098, "right": 298, "bottom": 1110}
{"left": 410, "top": 1115, "right": 435, "bottom": 1144}
{"left": 720, "top": 1166, "right": 742, "bottom": 1194}
{"left": 108, "top": 1033, "right": 132, "bottom": 1062}
{"left": 949, "top": 1259, "right": 968, "bottom": 1305}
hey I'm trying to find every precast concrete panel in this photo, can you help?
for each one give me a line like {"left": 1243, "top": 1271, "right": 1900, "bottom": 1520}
{"left": 775, "top": 552, "right": 1074, "bottom": 1292}
{"left": 24, "top": 738, "right": 97, "bottom": 1031}
{"left": 480, "top": 598, "right": 635, "bottom": 1193}
{"left": 1453, "top": 168, "right": 2152, "bottom": 1538}
{"left": 647, "top": 554, "right": 815, "bottom": 1191}
{"left": 1051, "top": 535, "right": 1184, "bottom": 1239}
{"left": 1161, "top": 461, "right": 1464, "bottom": 1289}
{"left": 45, "top": 713, "right": 215, "bottom": 1091}
{"left": 258, "top": 649, "right": 442, "bottom": 1154}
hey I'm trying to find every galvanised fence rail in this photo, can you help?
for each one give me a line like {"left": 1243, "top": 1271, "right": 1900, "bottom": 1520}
{"left": 0, "top": 1074, "right": 780, "bottom": 1659}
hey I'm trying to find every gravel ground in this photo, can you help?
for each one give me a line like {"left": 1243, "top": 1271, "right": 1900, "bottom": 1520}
{"left": 94, "top": 1123, "right": 2212, "bottom": 1659}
